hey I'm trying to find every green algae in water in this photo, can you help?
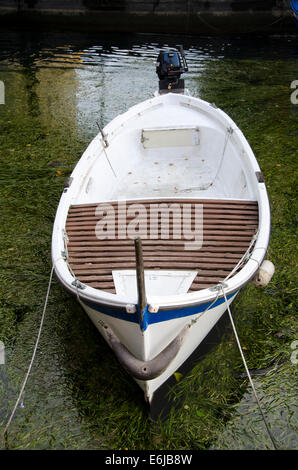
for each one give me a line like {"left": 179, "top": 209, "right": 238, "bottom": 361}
{"left": 196, "top": 58, "right": 298, "bottom": 450}
{"left": 0, "top": 38, "right": 297, "bottom": 450}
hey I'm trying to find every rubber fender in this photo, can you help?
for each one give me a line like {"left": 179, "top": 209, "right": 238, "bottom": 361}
{"left": 252, "top": 260, "right": 275, "bottom": 287}
{"left": 102, "top": 324, "right": 189, "bottom": 380}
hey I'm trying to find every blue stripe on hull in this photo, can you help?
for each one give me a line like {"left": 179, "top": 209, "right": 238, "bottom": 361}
{"left": 142, "top": 293, "right": 236, "bottom": 329}
{"left": 81, "top": 292, "right": 237, "bottom": 331}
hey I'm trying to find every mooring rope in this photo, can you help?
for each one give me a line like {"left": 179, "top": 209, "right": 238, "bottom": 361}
{"left": 219, "top": 283, "right": 278, "bottom": 450}
{"left": 3, "top": 264, "right": 55, "bottom": 444}
{"left": 189, "top": 235, "right": 258, "bottom": 327}
{"left": 195, "top": 12, "right": 284, "bottom": 35}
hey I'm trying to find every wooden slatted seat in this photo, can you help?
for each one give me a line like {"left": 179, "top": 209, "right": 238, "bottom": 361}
{"left": 65, "top": 199, "right": 258, "bottom": 294}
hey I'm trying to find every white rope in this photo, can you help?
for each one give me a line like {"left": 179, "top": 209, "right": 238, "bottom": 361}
{"left": 204, "top": 127, "right": 233, "bottom": 190}
{"left": 212, "top": 127, "right": 233, "bottom": 185}
{"left": 196, "top": 12, "right": 284, "bottom": 35}
{"left": 223, "top": 232, "right": 258, "bottom": 283}
{"left": 3, "top": 264, "right": 55, "bottom": 442}
{"left": 219, "top": 283, "right": 278, "bottom": 450}
{"left": 189, "top": 289, "right": 221, "bottom": 327}
{"left": 189, "top": 232, "right": 258, "bottom": 327}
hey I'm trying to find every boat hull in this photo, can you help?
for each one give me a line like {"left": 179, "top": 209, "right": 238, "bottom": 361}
{"left": 79, "top": 291, "right": 238, "bottom": 403}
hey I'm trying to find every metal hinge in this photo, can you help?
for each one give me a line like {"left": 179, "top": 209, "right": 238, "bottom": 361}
{"left": 209, "top": 282, "right": 228, "bottom": 292}
{"left": 64, "top": 176, "right": 73, "bottom": 189}
{"left": 256, "top": 171, "right": 265, "bottom": 183}
{"left": 72, "top": 279, "right": 86, "bottom": 290}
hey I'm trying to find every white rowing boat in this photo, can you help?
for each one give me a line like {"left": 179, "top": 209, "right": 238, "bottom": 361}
{"left": 52, "top": 49, "right": 273, "bottom": 404}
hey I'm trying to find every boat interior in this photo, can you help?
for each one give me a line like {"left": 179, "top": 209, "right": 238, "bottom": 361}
{"left": 64, "top": 100, "right": 259, "bottom": 297}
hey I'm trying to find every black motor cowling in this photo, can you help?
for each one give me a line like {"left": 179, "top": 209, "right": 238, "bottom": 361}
{"left": 156, "top": 46, "right": 188, "bottom": 94}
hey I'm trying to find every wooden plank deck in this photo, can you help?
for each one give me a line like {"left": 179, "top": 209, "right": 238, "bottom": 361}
{"left": 65, "top": 199, "right": 258, "bottom": 294}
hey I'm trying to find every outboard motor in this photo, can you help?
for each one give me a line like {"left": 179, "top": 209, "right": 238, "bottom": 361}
{"left": 156, "top": 46, "right": 188, "bottom": 94}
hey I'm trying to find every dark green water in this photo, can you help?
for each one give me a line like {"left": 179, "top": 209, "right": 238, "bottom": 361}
{"left": 0, "top": 29, "right": 297, "bottom": 450}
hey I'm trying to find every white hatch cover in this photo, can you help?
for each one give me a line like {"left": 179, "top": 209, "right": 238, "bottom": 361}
{"left": 141, "top": 126, "right": 199, "bottom": 148}
{"left": 112, "top": 270, "right": 197, "bottom": 297}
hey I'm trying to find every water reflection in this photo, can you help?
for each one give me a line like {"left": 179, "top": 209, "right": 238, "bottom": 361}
{"left": 1, "top": 32, "right": 297, "bottom": 139}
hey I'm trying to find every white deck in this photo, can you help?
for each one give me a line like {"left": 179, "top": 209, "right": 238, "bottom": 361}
{"left": 110, "top": 153, "right": 219, "bottom": 200}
